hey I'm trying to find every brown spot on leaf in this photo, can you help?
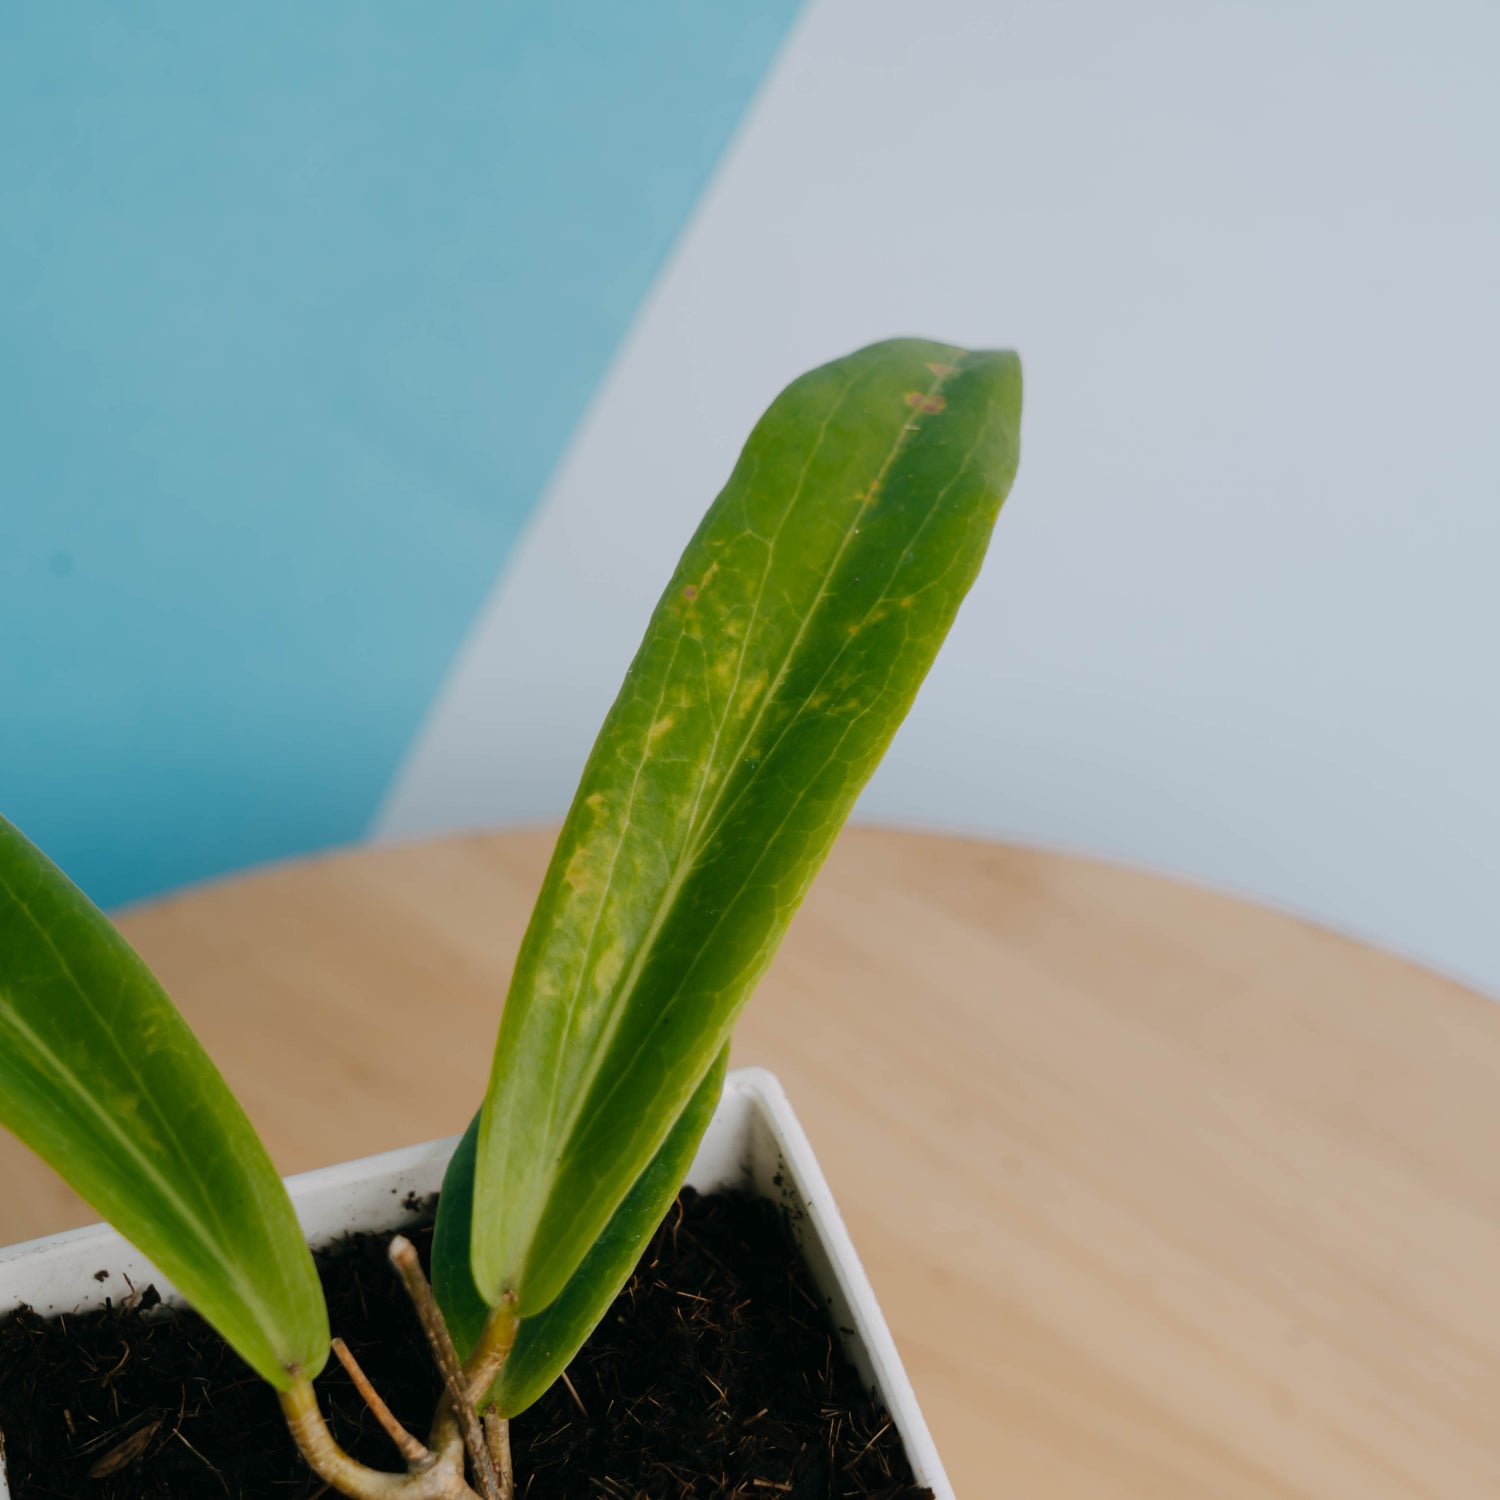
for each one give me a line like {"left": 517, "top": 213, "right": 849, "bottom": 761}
{"left": 905, "top": 391, "right": 947, "bottom": 414}
{"left": 926, "top": 361, "right": 958, "bottom": 377}
{"left": 682, "top": 584, "right": 698, "bottom": 601}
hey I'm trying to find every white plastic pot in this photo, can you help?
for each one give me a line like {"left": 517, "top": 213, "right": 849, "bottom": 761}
{"left": 0, "top": 1068, "right": 952, "bottom": 1499}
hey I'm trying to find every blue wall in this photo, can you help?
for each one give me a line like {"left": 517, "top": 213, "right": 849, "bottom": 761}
{"left": 0, "top": 2, "right": 801, "bottom": 907}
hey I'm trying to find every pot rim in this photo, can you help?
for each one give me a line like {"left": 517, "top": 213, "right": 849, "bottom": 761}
{"left": 0, "top": 1067, "right": 953, "bottom": 1499}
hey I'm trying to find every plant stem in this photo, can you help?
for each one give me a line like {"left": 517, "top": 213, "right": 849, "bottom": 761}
{"left": 389, "top": 1236, "right": 502, "bottom": 1500}
{"left": 427, "top": 1298, "right": 521, "bottom": 1495}
{"left": 332, "top": 1337, "right": 433, "bottom": 1467}
{"left": 483, "top": 1414, "right": 514, "bottom": 1500}
{"left": 278, "top": 1376, "right": 477, "bottom": 1500}
{"left": 461, "top": 1298, "right": 520, "bottom": 1407}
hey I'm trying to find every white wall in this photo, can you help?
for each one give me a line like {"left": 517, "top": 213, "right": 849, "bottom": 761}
{"left": 379, "top": 0, "right": 1500, "bottom": 996}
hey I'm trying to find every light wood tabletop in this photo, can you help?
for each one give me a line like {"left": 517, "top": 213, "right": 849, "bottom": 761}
{"left": 3, "top": 826, "right": 1498, "bottom": 1498}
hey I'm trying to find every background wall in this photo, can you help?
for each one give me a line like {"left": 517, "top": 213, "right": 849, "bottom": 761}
{"left": 0, "top": 2, "right": 801, "bottom": 903}
{"left": 6, "top": 1, "right": 1500, "bottom": 996}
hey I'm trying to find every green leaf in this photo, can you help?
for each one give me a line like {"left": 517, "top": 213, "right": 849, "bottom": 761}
{"left": 430, "top": 1112, "right": 490, "bottom": 1363}
{"left": 474, "top": 338, "right": 1022, "bottom": 1315}
{"left": 0, "top": 817, "right": 330, "bottom": 1389}
{"left": 433, "top": 1049, "right": 727, "bottom": 1416}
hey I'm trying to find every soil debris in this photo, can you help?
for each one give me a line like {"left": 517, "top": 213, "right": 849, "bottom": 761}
{"left": 0, "top": 1190, "right": 930, "bottom": 1499}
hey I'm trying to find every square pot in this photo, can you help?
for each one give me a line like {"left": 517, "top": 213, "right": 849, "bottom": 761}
{"left": 0, "top": 1067, "right": 952, "bottom": 1499}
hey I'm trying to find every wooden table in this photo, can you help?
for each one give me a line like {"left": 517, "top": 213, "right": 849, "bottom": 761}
{"left": 3, "top": 827, "right": 1497, "bottom": 1498}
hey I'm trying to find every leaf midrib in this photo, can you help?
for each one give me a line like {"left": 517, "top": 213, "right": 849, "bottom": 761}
{"left": 539, "top": 384, "right": 1005, "bottom": 1262}
{"left": 501, "top": 376, "right": 857, "bottom": 1215}
{"left": 0, "top": 870, "right": 291, "bottom": 1365}
{"left": 0, "top": 999, "right": 288, "bottom": 1354}
{"left": 506, "top": 356, "right": 964, "bottom": 1288}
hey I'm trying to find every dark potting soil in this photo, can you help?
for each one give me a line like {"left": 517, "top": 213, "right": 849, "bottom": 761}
{"left": 0, "top": 1189, "right": 932, "bottom": 1500}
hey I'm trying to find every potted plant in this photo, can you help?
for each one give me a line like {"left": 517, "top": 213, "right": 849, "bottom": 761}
{"left": 0, "top": 338, "right": 1021, "bottom": 1498}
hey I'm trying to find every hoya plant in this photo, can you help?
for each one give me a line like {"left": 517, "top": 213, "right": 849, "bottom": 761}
{"left": 0, "top": 338, "right": 1021, "bottom": 1499}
